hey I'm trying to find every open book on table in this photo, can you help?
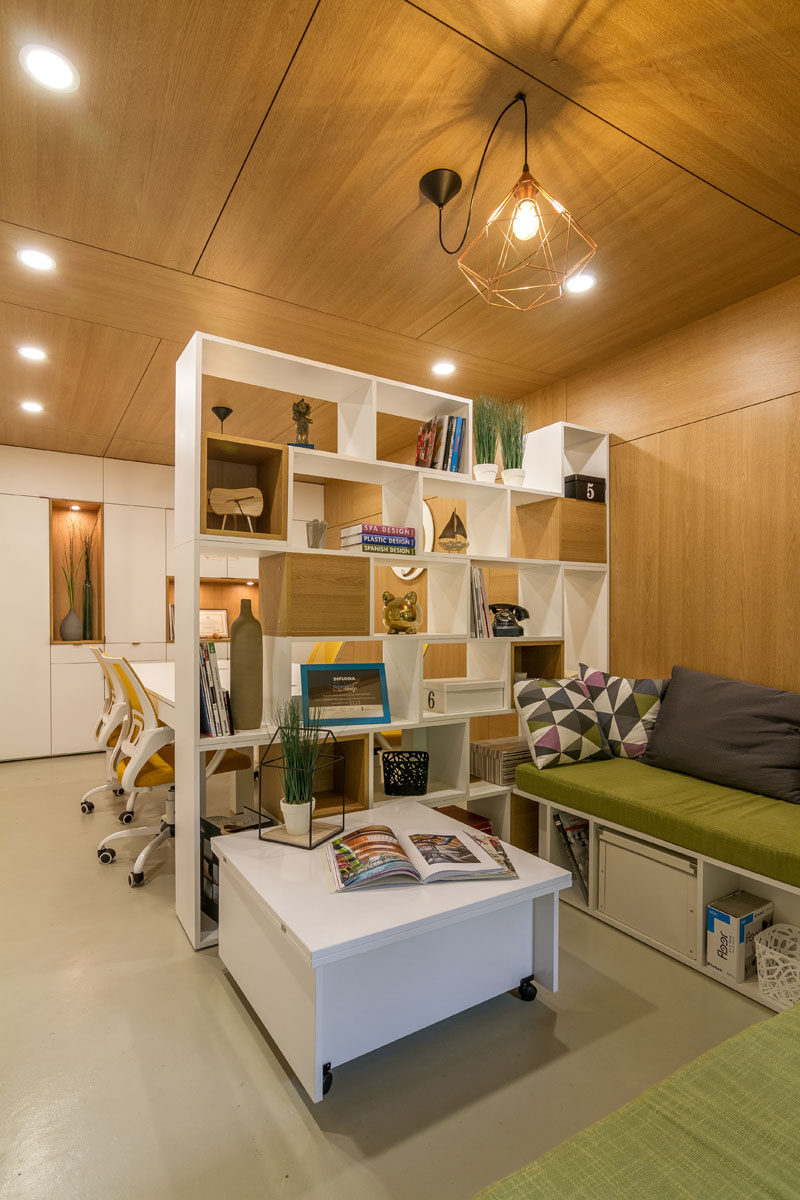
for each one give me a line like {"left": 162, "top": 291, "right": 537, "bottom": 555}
{"left": 323, "top": 824, "right": 518, "bottom": 892}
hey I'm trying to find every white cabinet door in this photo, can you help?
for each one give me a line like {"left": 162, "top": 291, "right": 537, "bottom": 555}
{"left": 0, "top": 495, "right": 51, "bottom": 760}
{"left": 104, "top": 503, "right": 166, "bottom": 643}
{"left": 51, "top": 663, "right": 105, "bottom": 755}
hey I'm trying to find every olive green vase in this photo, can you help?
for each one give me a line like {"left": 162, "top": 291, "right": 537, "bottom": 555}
{"left": 229, "top": 599, "right": 263, "bottom": 731}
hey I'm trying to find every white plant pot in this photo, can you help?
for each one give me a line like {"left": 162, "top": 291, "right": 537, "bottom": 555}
{"left": 280, "top": 796, "right": 316, "bottom": 837}
{"left": 473, "top": 462, "right": 498, "bottom": 484}
{"left": 501, "top": 468, "right": 526, "bottom": 487}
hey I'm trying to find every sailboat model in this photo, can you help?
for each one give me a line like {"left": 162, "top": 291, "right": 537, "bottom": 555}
{"left": 437, "top": 508, "right": 469, "bottom": 554}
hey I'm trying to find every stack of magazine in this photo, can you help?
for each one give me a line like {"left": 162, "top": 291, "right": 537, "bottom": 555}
{"left": 323, "top": 824, "right": 518, "bottom": 892}
{"left": 199, "top": 641, "right": 232, "bottom": 736}
{"left": 470, "top": 736, "right": 530, "bottom": 786}
{"left": 470, "top": 566, "right": 492, "bottom": 637}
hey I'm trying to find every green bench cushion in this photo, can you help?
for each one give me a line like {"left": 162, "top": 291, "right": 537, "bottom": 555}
{"left": 516, "top": 758, "right": 800, "bottom": 887}
{"left": 475, "top": 1003, "right": 800, "bottom": 1200}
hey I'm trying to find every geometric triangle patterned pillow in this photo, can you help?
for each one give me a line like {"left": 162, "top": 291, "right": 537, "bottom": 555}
{"left": 513, "top": 676, "right": 612, "bottom": 770}
{"left": 579, "top": 664, "right": 669, "bottom": 759}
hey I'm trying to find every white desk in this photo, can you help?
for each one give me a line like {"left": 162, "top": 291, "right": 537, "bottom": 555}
{"left": 135, "top": 660, "right": 180, "bottom": 722}
{"left": 213, "top": 799, "right": 571, "bottom": 1101}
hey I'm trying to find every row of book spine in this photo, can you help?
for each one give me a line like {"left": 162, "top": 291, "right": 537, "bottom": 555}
{"left": 470, "top": 566, "right": 492, "bottom": 637}
{"left": 415, "top": 414, "right": 466, "bottom": 472}
{"left": 199, "top": 641, "right": 232, "bottom": 736}
{"left": 340, "top": 522, "right": 416, "bottom": 556}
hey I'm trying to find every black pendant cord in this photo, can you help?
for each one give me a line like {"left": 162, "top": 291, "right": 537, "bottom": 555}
{"left": 438, "top": 91, "right": 528, "bottom": 255}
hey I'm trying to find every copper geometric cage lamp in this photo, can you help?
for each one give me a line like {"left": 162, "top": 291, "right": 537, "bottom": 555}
{"left": 419, "top": 92, "right": 597, "bottom": 311}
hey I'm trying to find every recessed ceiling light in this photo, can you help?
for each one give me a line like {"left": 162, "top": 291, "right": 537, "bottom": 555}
{"left": 70, "top": 504, "right": 81, "bottom": 511}
{"left": 246, "top": 580, "right": 255, "bottom": 586}
{"left": 17, "top": 345, "right": 47, "bottom": 361}
{"left": 20, "top": 400, "right": 44, "bottom": 413}
{"left": 565, "top": 272, "right": 597, "bottom": 294}
{"left": 19, "top": 44, "right": 80, "bottom": 92}
{"left": 17, "top": 248, "right": 56, "bottom": 271}
{"left": 432, "top": 361, "right": 456, "bottom": 376}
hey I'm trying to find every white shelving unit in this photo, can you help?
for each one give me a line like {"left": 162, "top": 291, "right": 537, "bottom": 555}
{"left": 174, "top": 332, "right": 609, "bottom": 949}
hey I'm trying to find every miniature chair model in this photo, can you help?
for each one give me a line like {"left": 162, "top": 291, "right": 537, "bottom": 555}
{"left": 79, "top": 647, "right": 132, "bottom": 819}
{"left": 97, "top": 658, "right": 251, "bottom": 888}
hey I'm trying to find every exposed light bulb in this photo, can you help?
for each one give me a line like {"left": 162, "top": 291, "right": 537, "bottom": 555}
{"left": 19, "top": 44, "right": 80, "bottom": 92}
{"left": 20, "top": 400, "right": 44, "bottom": 413}
{"left": 565, "top": 272, "right": 597, "bottom": 294}
{"left": 17, "top": 248, "right": 56, "bottom": 271}
{"left": 18, "top": 345, "right": 47, "bottom": 361}
{"left": 512, "top": 198, "right": 539, "bottom": 241}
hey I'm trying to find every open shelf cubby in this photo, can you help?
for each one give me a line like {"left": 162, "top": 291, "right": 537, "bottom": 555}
{"left": 166, "top": 576, "right": 258, "bottom": 643}
{"left": 257, "top": 732, "right": 369, "bottom": 822}
{"left": 201, "top": 432, "right": 288, "bottom": 540}
{"left": 49, "top": 499, "right": 104, "bottom": 644}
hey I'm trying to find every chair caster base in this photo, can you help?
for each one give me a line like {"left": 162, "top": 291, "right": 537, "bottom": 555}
{"left": 517, "top": 975, "right": 537, "bottom": 1002}
{"left": 98, "top": 847, "right": 116, "bottom": 864}
{"left": 80, "top": 800, "right": 95, "bottom": 814}
{"left": 119, "top": 810, "right": 135, "bottom": 824}
{"left": 322, "top": 1063, "right": 333, "bottom": 1096}
{"left": 112, "top": 787, "right": 125, "bottom": 796}
{"left": 128, "top": 871, "right": 145, "bottom": 888}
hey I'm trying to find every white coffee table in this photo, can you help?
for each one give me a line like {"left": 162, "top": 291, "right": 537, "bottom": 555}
{"left": 213, "top": 799, "right": 571, "bottom": 1101}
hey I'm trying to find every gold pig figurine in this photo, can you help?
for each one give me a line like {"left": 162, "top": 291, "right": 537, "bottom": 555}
{"left": 381, "top": 591, "right": 422, "bottom": 634}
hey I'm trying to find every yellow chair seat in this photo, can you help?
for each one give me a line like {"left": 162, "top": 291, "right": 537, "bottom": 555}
{"left": 116, "top": 746, "right": 250, "bottom": 789}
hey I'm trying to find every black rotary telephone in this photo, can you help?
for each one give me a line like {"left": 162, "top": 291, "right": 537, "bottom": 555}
{"left": 488, "top": 603, "right": 530, "bottom": 637}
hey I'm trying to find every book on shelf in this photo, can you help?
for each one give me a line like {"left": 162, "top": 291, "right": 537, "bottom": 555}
{"left": 430, "top": 416, "right": 446, "bottom": 470}
{"left": 470, "top": 566, "right": 492, "bottom": 638}
{"left": 199, "top": 641, "right": 232, "bottom": 737}
{"left": 449, "top": 415, "right": 465, "bottom": 472}
{"left": 341, "top": 522, "right": 415, "bottom": 538}
{"left": 340, "top": 532, "right": 415, "bottom": 547}
{"left": 470, "top": 736, "right": 530, "bottom": 787}
{"left": 552, "top": 811, "right": 590, "bottom": 902}
{"left": 415, "top": 418, "right": 437, "bottom": 468}
{"left": 340, "top": 543, "right": 416, "bottom": 555}
{"left": 168, "top": 602, "right": 175, "bottom": 641}
{"left": 323, "top": 824, "right": 517, "bottom": 892}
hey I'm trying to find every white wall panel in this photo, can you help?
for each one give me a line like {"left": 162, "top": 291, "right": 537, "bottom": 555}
{"left": 105, "top": 643, "right": 167, "bottom": 662}
{"left": 103, "top": 459, "right": 174, "bottom": 508}
{"left": 0, "top": 446, "right": 102, "bottom": 501}
{"left": 165, "top": 508, "right": 175, "bottom": 576}
{"left": 104, "top": 504, "right": 166, "bottom": 643}
{"left": 51, "top": 663, "right": 104, "bottom": 755}
{"left": 0, "top": 495, "right": 51, "bottom": 759}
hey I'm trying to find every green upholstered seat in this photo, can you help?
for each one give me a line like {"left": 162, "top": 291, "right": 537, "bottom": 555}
{"left": 516, "top": 757, "right": 800, "bottom": 887}
{"left": 474, "top": 1003, "right": 800, "bottom": 1200}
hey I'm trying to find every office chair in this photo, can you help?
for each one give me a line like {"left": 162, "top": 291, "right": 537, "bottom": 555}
{"left": 79, "top": 646, "right": 136, "bottom": 822}
{"left": 96, "top": 657, "right": 251, "bottom": 887}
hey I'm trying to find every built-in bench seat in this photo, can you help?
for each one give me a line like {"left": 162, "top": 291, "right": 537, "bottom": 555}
{"left": 516, "top": 757, "right": 800, "bottom": 888}
{"left": 474, "top": 1003, "right": 800, "bottom": 1200}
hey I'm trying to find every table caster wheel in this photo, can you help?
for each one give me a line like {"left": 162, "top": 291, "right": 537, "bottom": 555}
{"left": 322, "top": 1063, "right": 333, "bottom": 1096}
{"left": 518, "top": 977, "right": 537, "bottom": 1002}
{"left": 128, "top": 871, "right": 145, "bottom": 888}
{"left": 98, "top": 847, "right": 116, "bottom": 864}
{"left": 119, "top": 810, "right": 134, "bottom": 824}
{"left": 80, "top": 800, "right": 94, "bottom": 813}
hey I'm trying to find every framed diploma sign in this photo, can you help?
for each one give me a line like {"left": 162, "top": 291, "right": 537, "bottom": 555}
{"left": 300, "top": 663, "right": 390, "bottom": 726}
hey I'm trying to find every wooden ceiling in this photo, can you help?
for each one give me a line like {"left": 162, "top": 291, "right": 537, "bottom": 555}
{"left": 1, "top": 0, "right": 798, "bottom": 463}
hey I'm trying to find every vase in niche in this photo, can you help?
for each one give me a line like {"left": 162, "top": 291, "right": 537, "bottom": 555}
{"left": 230, "top": 599, "right": 263, "bottom": 731}
{"left": 60, "top": 607, "right": 83, "bottom": 641}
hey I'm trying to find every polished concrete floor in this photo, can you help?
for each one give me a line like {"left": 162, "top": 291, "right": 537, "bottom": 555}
{"left": 1, "top": 754, "right": 768, "bottom": 1200}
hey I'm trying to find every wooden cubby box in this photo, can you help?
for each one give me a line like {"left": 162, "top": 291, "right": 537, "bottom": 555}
{"left": 260, "top": 552, "right": 370, "bottom": 637}
{"left": 50, "top": 500, "right": 104, "bottom": 644}
{"left": 512, "top": 497, "right": 606, "bottom": 562}
{"left": 201, "top": 433, "right": 288, "bottom": 539}
{"left": 166, "top": 576, "right": 258, "bottom": 642}
{"left": 257, "top": 734, "right": 369, "bottom": 821}
{"left": 512, "top": 639, "right": 564, "bottom": 684}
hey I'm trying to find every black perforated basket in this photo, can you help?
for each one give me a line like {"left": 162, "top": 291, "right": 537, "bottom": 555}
{"left": 381, "top": 750, "right": 429, "bottom": 796}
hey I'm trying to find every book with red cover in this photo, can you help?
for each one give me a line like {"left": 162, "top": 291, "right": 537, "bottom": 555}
{"left": 415, "top": 418, "right": 437, "bottom": 468}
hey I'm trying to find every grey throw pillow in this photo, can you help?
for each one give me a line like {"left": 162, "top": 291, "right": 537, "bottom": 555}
{"left": 642, "top": 666, "right": 800, "bottom": 804}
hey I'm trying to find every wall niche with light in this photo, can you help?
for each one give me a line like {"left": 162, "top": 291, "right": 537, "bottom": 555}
{"left": 50, "top": 501, "right": 104, "bottom": 644}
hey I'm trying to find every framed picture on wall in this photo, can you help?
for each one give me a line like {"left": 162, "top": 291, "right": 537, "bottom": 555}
{"left": 198, "top": 609, "right": 229, "bottom": 639}
{"left": 301, "top": 663, "right": 390, "bottom": 725}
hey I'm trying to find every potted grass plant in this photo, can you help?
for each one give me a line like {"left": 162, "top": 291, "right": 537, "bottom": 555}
{"left": 498, "top": 402, "right": 527, "bottom": 486}
{"left": 472, "top": 395, "right": 499, "bottom": 483}
{"left": 276, "top": 698, "right": 321, "bottom": 836}
{"left": 59, "top": 515, "right": 83, "bottom": 641}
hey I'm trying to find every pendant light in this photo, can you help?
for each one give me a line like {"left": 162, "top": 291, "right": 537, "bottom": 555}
{"left": 419, "top": 93, "right": 597, "bottom": 310}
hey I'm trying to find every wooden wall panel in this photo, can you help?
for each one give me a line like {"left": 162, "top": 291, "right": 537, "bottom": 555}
{"left": 610, "top": 393, "right": 800, "bottom": 690}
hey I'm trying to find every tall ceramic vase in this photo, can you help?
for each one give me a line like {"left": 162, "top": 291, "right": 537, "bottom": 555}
{"left": 59, "top": 607, "right": 82, "bottom": 641}
{"left": 230, "top": 599, "right": 263, "bottom": 731}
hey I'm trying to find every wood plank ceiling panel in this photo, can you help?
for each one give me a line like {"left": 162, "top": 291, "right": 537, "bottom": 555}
{"left": 0, "top": 0, "right": 319, "bottom": 269}
{"left": 414, "top": 0, "right": 800, "bottom": 232}
{"left": 0, "top": 304, "right": 158, "bottom": 456}
{"left": 420, "top": 159, "right": 800, "bottom": 374}
{"left": 196, "top": 0, "right": 657, "bottom": 337}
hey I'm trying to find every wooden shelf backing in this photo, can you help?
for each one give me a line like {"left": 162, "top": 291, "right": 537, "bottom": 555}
{"left": 260, "top": 552, "right": 370, "bottom": 637}
{"left": 201, "top": 432, "right": 288, "bottom": 540}
{"left": 511, "top": 497, "right": 606, "bottom": 562}
{"left": 166, "top": 576, "right": 258, "bottom": 642}
{"left": 50, "top": 499, "right": 104, "bottom": 644}
{"left": 257, "top": 733, "right": 369, "bottom": 821}
{"left": 512, "top": 640, "right": 564, "bottom": 683}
